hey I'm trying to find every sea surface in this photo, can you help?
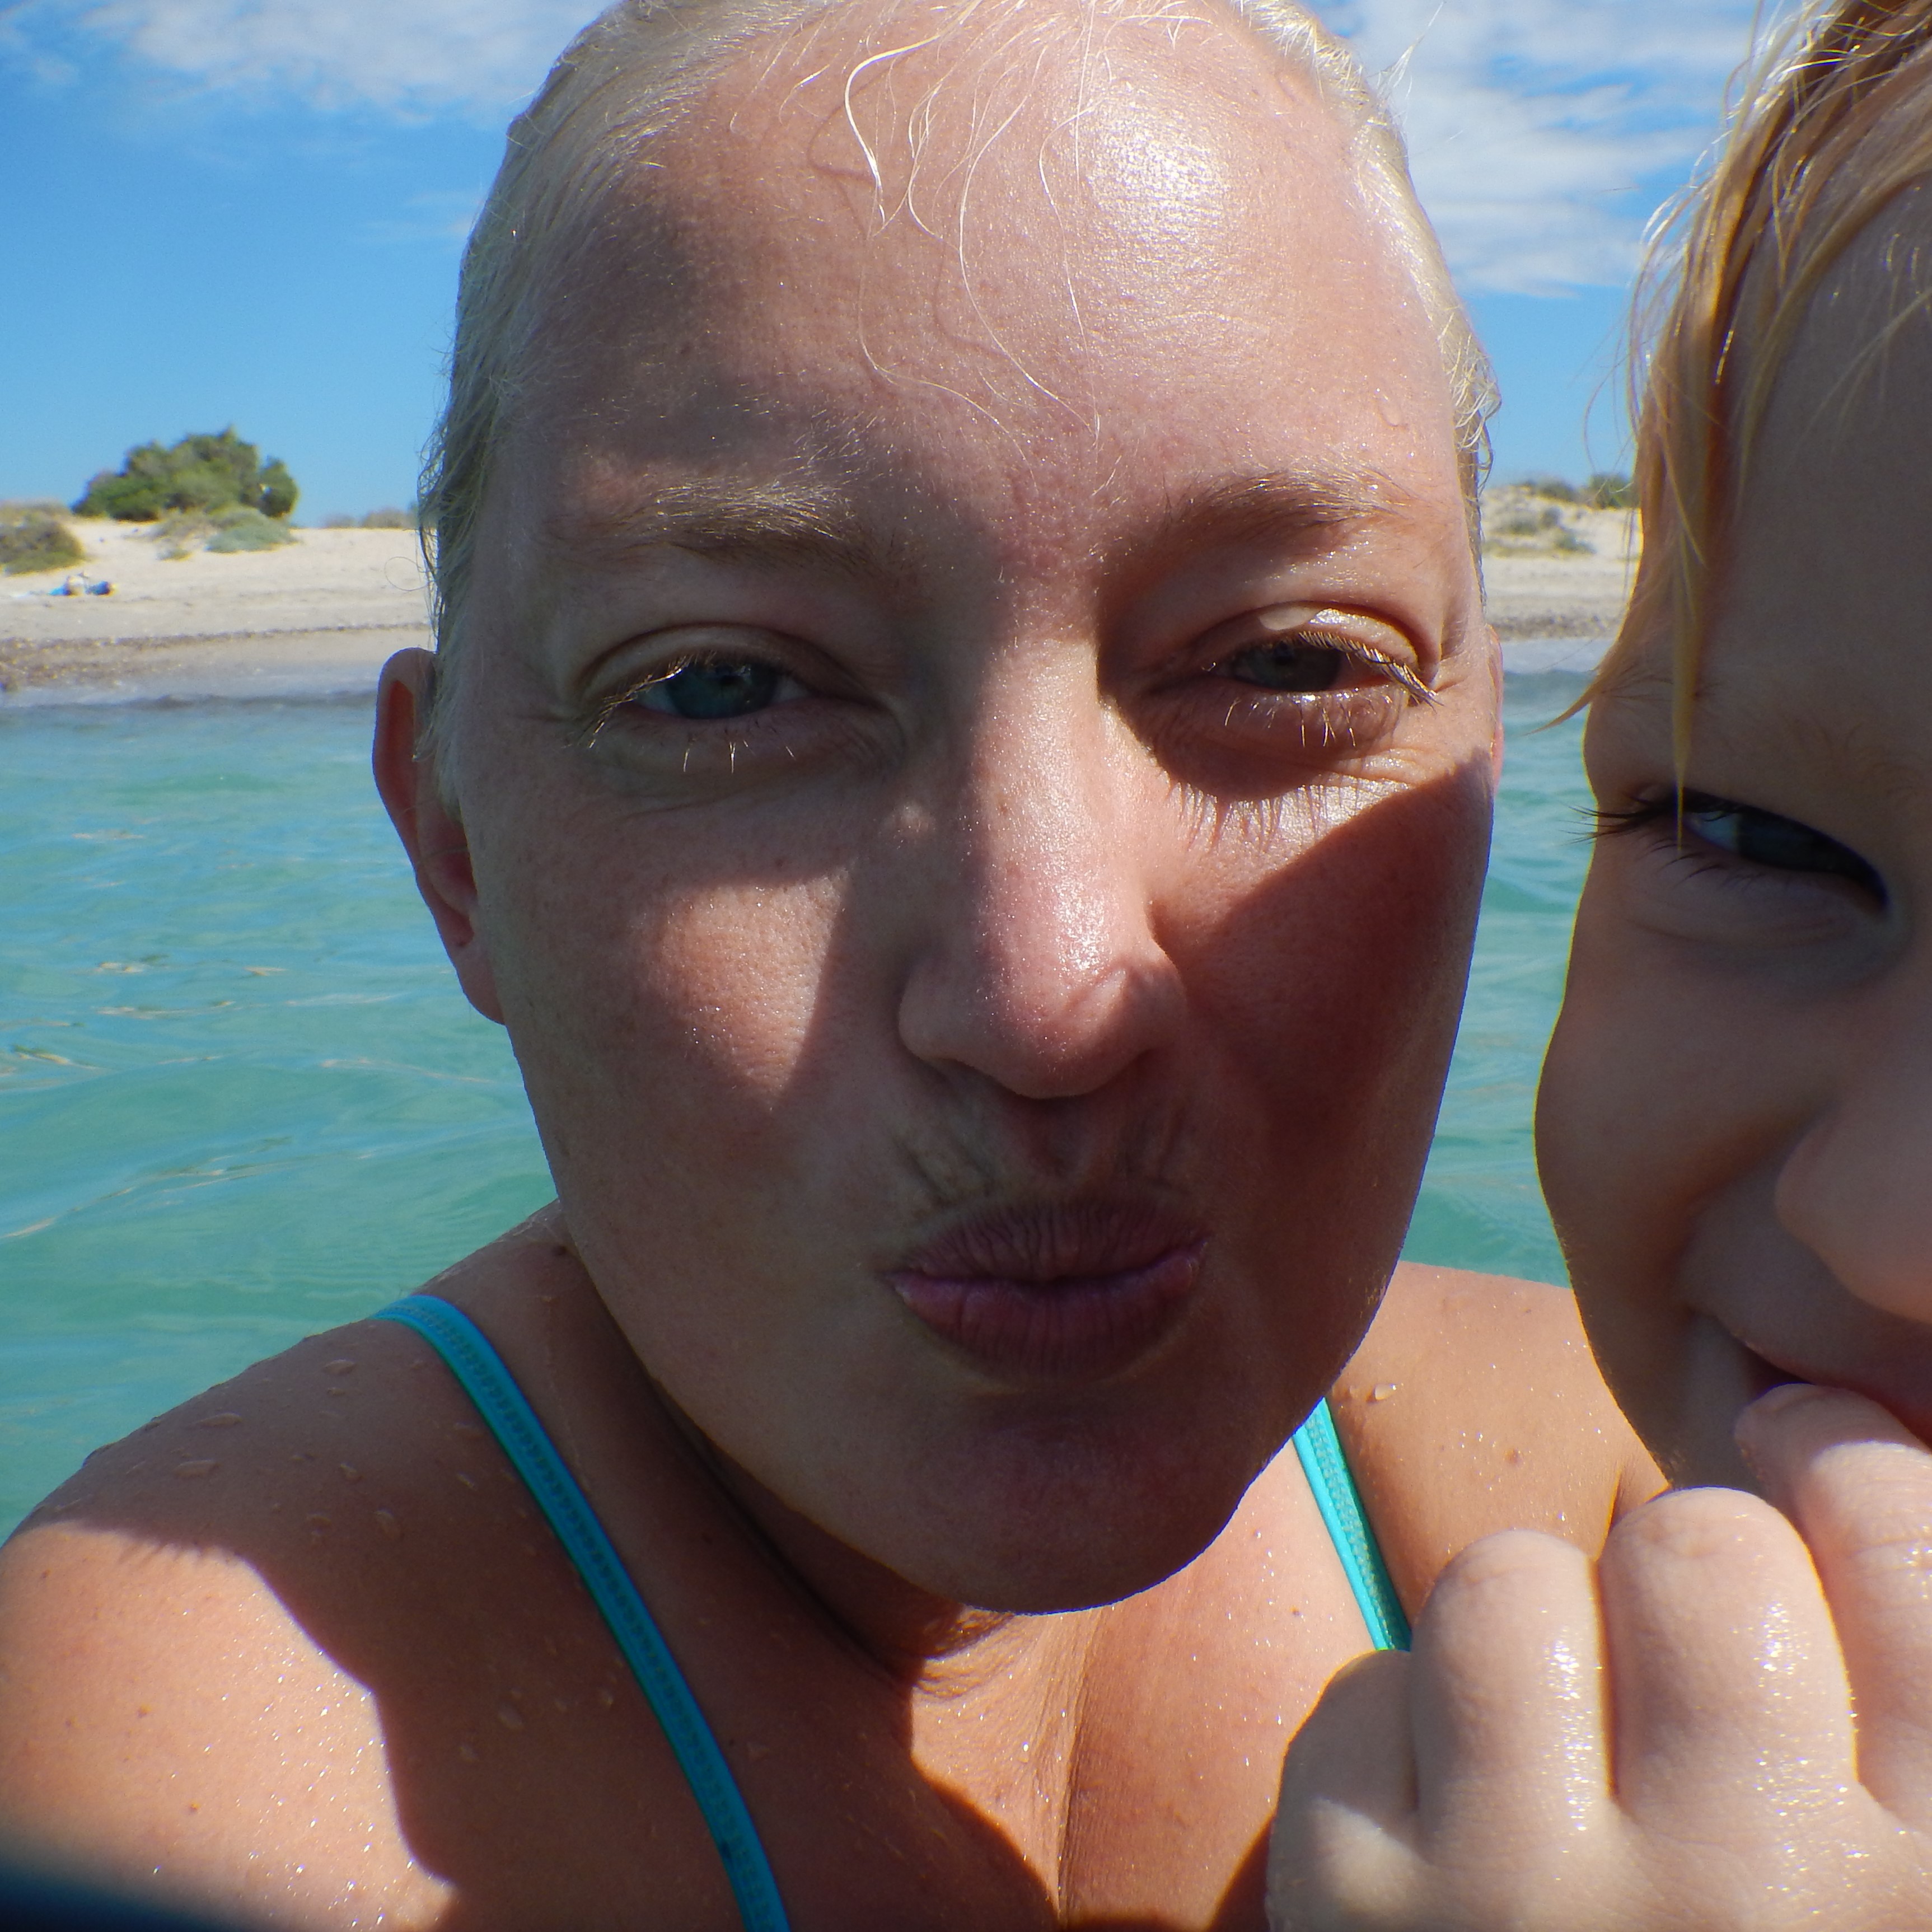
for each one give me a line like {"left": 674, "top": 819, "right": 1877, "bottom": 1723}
{"left": 0, "top": 675, "right": 1593, "bottom": 1532}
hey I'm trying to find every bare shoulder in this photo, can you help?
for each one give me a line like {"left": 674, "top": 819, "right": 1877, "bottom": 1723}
{"left": 1334, "top": 1263, "right": 1666, "bottom": 1612}
{"left": 0, "top": 1315, "right": 475, "bottom": 1925}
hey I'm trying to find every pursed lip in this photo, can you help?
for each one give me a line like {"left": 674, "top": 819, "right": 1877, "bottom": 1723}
{"left": 885, "top": 1199, "right": 1207, "bottom": 1384}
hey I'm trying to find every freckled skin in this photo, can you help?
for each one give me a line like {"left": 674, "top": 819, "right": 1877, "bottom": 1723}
{"left": 0, "top": 3, "right": 1654, "bottom": 1926}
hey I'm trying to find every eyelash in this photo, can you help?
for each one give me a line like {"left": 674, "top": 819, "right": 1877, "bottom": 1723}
{"left": 571, "top": 653, "right": 724, "bottom": 749}
{"left": 1593, "top": 789, "right": 1887, "bottom": 902}
{"left": 567, "top": 618, "right": 1430, "bottom": 776}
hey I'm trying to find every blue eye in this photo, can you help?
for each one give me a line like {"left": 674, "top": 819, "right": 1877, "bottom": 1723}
{"left": 1220, "top": 639, "right": 1345, "bottom": 693}
{"left": 638, "top": 660, "right": 787, "bottom": 720}
{"left": 1681, "top": 793, "right": 1885, "bottom": 899}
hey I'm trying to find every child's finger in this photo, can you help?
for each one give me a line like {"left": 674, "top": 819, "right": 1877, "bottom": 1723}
{"left": 1405, "top": 1531, "right": 1613, "bottom": 1853}
{"left": 1598, "top": 1486, "right": 1856, "bottom": 1852}
{"left": 1736, "top": 1382, "right": 1932, "bottom": 1828}
{"left": 1270, "top": 1649, "right": 1421, "bottom": 1930}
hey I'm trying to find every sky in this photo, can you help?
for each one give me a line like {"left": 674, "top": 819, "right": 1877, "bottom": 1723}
{"left": 0, "top": 0, "right": 1771, "bottom": 522}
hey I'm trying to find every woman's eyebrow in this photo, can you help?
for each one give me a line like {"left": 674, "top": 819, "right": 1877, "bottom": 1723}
{"left": 1148, "top": 466, "right": 1423, "bottom": 554}
{"left": 541, "top": 476, "right": 895, "bottom": 579}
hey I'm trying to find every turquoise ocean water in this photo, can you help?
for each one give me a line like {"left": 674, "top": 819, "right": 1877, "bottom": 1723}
{"left": 0, "top": 675, "right": 1592, "bottom": 1532}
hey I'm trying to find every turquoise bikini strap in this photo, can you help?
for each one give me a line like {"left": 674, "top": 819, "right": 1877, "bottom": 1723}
{"left": 1291, "top": 1397, "right": 1411, "bottom": 1653}
{"left": 374, "top": 1294, "right": 790, "bottom": 1932}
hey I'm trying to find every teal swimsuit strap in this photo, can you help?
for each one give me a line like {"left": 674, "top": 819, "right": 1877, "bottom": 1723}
{"left": 373, "top": 1294, "right": 790, "bottom": 1932}
{"left": 1290, "top": 1397, "right": 1411, "bottom": 1652}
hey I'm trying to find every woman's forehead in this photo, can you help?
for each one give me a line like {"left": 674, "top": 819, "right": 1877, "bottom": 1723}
{"left": 470, "top": 0, "right": 1467, "bottom": 630}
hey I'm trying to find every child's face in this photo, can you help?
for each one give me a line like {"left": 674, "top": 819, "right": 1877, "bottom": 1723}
{"left": 1538, "top": 241, "right": 1932, "bottom": 1489}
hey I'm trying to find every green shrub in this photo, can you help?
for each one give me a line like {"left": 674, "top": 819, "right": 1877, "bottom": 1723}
{"left": 205, "top": 507, "right": 297, "bottom": 553}
{"left": 1524, "top": 475, "right": 1582, "bottom": 504}
{"left": 1585, "top": 471, "right": 1636, "bottom": 510}
{"left": 1495, "top": 505, "right": 1564, "bottom": 539}
{"left": 74, "top": 428, "right": 301, "bottom": 523}
{"left": 360, "top": 506, "right": 414, "bottom": 529}
{"left": 0, "top": 506, "right": 87, "bottom": 576}
{"left": 321, "top": 513, "right": 357, "bottom": 529}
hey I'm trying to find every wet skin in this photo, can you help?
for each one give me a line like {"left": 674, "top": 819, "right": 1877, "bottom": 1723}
{"left": 0, "top": 2, "right": 1658, "bottom": 1925}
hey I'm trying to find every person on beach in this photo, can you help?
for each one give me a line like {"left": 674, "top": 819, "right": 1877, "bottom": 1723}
{"left": 0, "top": 0, "right": 1663, "bottom": 1925}
{"left": 1272, "top": 4, "right": 1932, "bottom": 1925}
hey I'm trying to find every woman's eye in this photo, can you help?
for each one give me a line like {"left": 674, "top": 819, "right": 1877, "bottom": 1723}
{"left": 634, "top": 658, "right": 801, "bottom": 720}
{"left": 1218, "top": 638, "right": 1346, "bottom": 693}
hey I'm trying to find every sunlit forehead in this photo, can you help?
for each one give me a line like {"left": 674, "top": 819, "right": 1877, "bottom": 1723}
{"left": 673, "top": 0, "right": 1397, "bottom": 429}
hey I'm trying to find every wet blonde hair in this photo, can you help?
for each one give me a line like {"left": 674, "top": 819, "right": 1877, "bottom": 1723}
{"left": 1606, "top": 0, "right": 1932, "bottom": 760}
{"left": 417, "top": 0, "right": 1496, "bottom": 755}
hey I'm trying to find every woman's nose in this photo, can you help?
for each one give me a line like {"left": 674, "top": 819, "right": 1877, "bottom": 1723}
{"left": 895, "top": 692, "right": 1184, "bottom": 1101}
{"left": 1776, "top": 1019, "right": 1932, "bottom": 1323}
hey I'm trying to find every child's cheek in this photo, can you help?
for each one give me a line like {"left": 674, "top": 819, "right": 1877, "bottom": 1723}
{"left": 1536, "top": 847, "right": 1773, "bottom": 1470}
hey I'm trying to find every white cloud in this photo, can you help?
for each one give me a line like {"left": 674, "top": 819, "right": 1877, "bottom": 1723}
{"left": 1326, "top": 0, "right": 1770, "bottom": 292}
{"left": 13, "top": 0, "right": 595, "bottom": 113}
{"left": 10, "top": 0, "right": 1776, "bottom": 287}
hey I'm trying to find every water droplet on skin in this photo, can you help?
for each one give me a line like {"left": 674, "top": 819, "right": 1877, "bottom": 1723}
{"left": 307, "top": 1513, "right": 332, "bottom": 1533}
{"left": 455, "top": 1471, "right": 478, "bottom": 1490}
{"left": 175, "top": 1459, "right": 218, "bottom": 1479}
{"left": 597, "top": 1686, "right": 616, "bottom": 1709}
{"left": 324, "top": 1358, "right": 357, "bottom": 1376}
{"left": 453, "top": 1421, "right": 485, "bottom": 1439}
{"left": 375, "top": 1509, "right": 401, "bottom": 1540}
{"left": 339, "top": 1464, "right": 361, "bottom": 1482}
{"left": 1369, "top": 1383, "right": 1398, "bottom": 1403}
{"left": 196, "top": 1412, "right": 242, "bottom": 1429}
{"left": 456, "top": 1742, "right": 480, "bottom": 1763}
{"left": 496, "top": 1702, "right": 525, "bottom": 1732}
{"left": 325, "top": 1387, "right": 347, "bottom": 1400}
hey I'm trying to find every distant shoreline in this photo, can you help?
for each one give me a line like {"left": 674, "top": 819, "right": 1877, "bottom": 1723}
{"left": 2, "top": 512, "right": 1628, "bottom": 707}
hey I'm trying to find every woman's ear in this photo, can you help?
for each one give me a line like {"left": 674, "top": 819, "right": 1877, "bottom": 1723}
{"left": 372, "top": 649, "right": 505, "bottom": 1025}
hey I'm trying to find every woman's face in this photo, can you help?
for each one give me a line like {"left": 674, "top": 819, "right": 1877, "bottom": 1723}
{"left": 1540, "top": 244, "right": 1932, "bottom": 1490}
{"left": 436, "top": 3, "right": 1495, "bottom": 1611}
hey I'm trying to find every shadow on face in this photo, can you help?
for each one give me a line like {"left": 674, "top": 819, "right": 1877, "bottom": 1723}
{"left": 50, "top": 752, "right": 1490, "bottom": 1930}
{"left": 389, "top": 0, "right": 1495, "bottom": 1610}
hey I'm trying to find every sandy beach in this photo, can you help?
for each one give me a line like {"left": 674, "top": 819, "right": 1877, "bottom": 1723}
{"left": 0, "top": 519, "right": 432, "bottom": 703}
{"left": 0, "top": 499, "right": 1637, "bottom": 703}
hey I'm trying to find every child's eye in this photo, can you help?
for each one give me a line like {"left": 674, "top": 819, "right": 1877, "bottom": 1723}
{"left": 1602, "top": 789, "right": 1887, "bottom": 902}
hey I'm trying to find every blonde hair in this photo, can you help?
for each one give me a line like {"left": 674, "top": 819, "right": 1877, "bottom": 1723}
{"left": 417, "top": 0, "right": 1495, "bottom": 755}
{"left": 1606, "top": 0, "right": 1932, "bottom": 760}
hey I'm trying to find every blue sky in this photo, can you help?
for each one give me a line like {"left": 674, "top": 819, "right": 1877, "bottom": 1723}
{"left": 1, "top": 0, "right": 1767, "bottom": 521}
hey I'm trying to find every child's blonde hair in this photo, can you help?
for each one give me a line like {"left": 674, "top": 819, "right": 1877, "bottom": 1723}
{"left": 414, "top": 0, "right": 1495, "bottom": 765}
{"left": 1611, "top": 0, "right": 1932, "bottom": 760}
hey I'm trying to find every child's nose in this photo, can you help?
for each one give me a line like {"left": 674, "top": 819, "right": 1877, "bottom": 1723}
{"left": 1774, "top": 1030, "right": 1932, "bottom": 1324}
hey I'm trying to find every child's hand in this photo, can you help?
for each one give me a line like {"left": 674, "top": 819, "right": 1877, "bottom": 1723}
{"left": 1268, "top": 1384, "right": 1932, "bottom": 1929}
